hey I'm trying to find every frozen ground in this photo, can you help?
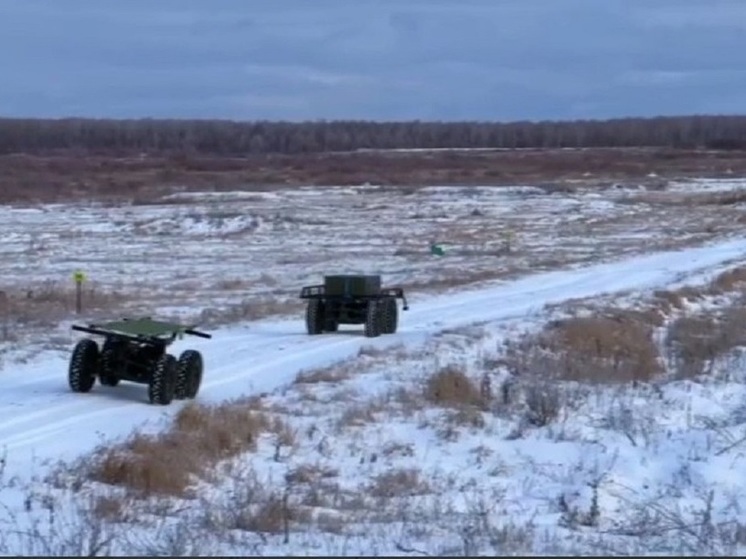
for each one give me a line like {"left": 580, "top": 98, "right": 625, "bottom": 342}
{"left": 2, "top": 178, "right": 746, "bottom": 555}
{"left": 1, "top": 178, "right": 746, "bottom": 363}
{"left": 1, "top": 236, "right": 746, "bottom": 554}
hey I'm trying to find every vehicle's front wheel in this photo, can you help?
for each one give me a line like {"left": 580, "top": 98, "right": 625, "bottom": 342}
{"left": 148, "top": 354, "right": 177, "bottom": 405}
{"left": 364, "top": 301, "right": 382, "bottom": 338}
{"left": 175, "top": 349, "right": 203, "bottom": 400}
{"left": 68, "top": 339, "right": 98, "bottom": 393}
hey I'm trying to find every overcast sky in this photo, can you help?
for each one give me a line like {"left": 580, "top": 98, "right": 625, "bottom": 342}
{"left": 1, "top": 0, "right": 745, "bottom": 121}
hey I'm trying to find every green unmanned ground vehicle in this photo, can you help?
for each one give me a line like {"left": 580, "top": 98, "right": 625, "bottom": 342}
{"left": 299, "top": 274, "right": 409, "bottom": 338}
{"left": 68, "top": 317, "right": 212, "bottom": 405}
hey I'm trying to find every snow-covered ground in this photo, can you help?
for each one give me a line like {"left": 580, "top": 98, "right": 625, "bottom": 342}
{"left": 2, "top": 235, "right": 746, "bottom": 468}
{"left": 2, "top": 178, "right": 746, "bottom": 363}
{"left": 2, "top": 178, "right": 746, "bottom": 555}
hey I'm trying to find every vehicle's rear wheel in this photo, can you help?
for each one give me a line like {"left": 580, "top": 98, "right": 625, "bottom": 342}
{"left": 306, "top": 299, "right": 325, "bottom": 335}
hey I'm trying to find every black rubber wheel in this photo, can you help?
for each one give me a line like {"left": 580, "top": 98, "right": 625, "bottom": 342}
{"left": 148, "top": 353, "right": 177, "bottom": 405}
{"left": 98, "top": 339, "right": 121, "bottom": 387}
{"left": 381, "top": 297, "right": 398, "bottom": 334}
{"left": 324, "top": 310, "right": 339, "bottom": 332}
{"left": 175, "top": 349, "right": 203, "bottom": 400}
{"left": 306, "top": 299, "right": 325, "bottom": 335}
{"left": 68, "top": 339, "right": 98, "bottom": 393}
{"left": 364, "top": 301, "right": 381, "bottom": 338}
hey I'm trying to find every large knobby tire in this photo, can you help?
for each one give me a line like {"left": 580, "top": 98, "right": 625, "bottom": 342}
{"left": 381, "top": 297, "right": 398, "bottom": 334}
{"left": 98, "top": 339, "right": 121, "bottom": 387}
{"left": 148, "top": 353, "right": 177, "bottom": 405}
{"left": 306, "top": 299, "right": 325, "bottom": 335}
{"left": 175, "top": 349, "right": 203, "bottom": 400}
{"left": 324, "top": 316, "right": 339, "bottom": 332}
{"left": 68, "top": 339, "right": 99, "bottom": 393}
{"left": 364, "top": 301, "right": 382, "bottom": 338}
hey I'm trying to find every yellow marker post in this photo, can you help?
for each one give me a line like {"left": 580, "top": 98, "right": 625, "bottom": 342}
{"left": 73, "top": 270, "right": 86, "bottom": 314}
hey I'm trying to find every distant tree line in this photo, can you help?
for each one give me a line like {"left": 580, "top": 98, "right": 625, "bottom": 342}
{"left": 1, "top": 115, "right": 746, "bottom": 156}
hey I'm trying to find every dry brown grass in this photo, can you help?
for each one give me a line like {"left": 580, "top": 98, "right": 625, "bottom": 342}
{"left": 650, "top": 265, "right": 746, "bottom": 312}
{"left": 424, "top": 366, "right": 487, "bottom": 408}
{"left": 504, "top": 263, "right": 746, "bottom": 386}
{"left": 336, "top": 398, "right": 387, "bottom": 429}
{"left": 367, "top": 468, "right": 430, "bottom": 498}
{"left": 87, "top": 398, "right": 289, "bottom": 498}
{"left": 653, "top": 285, "right": 708, "bottom": 313}
{"left": 522, "top": 380, "right": 566, "bottom": 427}
{"left": 0, "top": 281, "right": 129, "bottom": 329}
{"left": 707, "top": 266, "right": 746, "bottom": 295}
{"left": 665, "top": 308, "right": 746, "bottom": 379}
{"left": 330, "top": 363, "right": 492, "bottom": 435}
{"left": 439, "top": 407, "right": 488, "bottom": 436}
{"left": 91, "top": 494, "right": 131, "bottom": 523}
{"left": 233, "top": 493, "right": 290, "bottom": 534}
{"left": 506, "top": 311, "right": 664, "bottom": 384}
{"left": 186, "top": 464, "right": 321, "bottom": 537}
{"left": 652, "top": 289, "right": 687, "bottom": 313}
{"left": 4, "top": 148, "right": 746, "bottom": 204}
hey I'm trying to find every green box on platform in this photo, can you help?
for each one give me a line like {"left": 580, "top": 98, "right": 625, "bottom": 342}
{"left": 323, "top": 275, "right": 382, "bottom": 296}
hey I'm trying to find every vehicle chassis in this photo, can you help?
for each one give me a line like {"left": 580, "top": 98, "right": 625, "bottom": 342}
{"left": 299, "top": 275, "right": 409, "bottom": 338}
{"left": 68, "top": 317, "right": 211, "bottom": 405}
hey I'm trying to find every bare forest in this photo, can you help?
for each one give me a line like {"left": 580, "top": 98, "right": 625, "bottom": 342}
{"left": 2, "top": 114, "right": 746, "bottom": 156}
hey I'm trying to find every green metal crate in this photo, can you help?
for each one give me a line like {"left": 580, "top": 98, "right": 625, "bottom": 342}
{"left": 323, "top": 275, "right": 382, "bottom": 297}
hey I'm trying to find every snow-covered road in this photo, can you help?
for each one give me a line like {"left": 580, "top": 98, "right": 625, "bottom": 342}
{"left": 3, "top": 236, "right": 746, "bottom": 479}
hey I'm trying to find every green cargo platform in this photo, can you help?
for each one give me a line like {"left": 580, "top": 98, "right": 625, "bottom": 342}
{"left": 87, "top": 318, "right": 201, "bottom": 338}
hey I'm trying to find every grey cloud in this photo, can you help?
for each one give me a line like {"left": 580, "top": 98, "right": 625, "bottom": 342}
{"left": 0, "top": 0, "right": 744, "bottom": 120}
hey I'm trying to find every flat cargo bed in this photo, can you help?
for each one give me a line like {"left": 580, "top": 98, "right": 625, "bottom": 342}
{"left": 72, "top": 317, "right": 211, "bottom": 339}
{"left": 94, "top": 318, "right": 192, "bottom": 337}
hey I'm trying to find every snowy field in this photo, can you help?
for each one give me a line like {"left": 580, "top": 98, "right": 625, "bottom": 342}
{"left": 2, "top": 178, "right": 746, "bottom": 362}
{"left": 2, "top": 178, "right": 746, "bottom": 555}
